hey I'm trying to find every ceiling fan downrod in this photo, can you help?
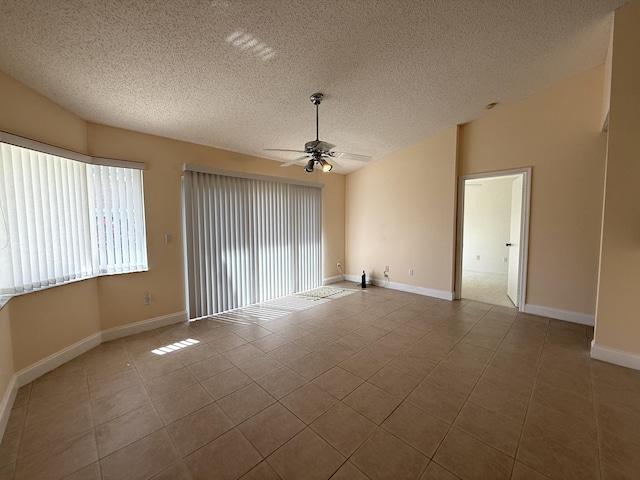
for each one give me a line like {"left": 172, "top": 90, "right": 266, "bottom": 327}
{"left": 310, "top": 93, "right": 323, "bottom": 142}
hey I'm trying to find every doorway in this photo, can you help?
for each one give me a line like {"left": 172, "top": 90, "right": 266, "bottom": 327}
{"left": 455, "top": 168, "right": 531, "bottom": 310}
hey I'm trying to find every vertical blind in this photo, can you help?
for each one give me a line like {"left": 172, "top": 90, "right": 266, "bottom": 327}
{"left": 183, "top": 167, "right": 322, "bottom": 319}
{"left": 0, "top": 141, "right": 147, "bottom": 296}
{"left": 0, "top": 144, "right": 95, "bottom": 293}
{"left": 92, "top": 165, "right": 147, "bottom": 274}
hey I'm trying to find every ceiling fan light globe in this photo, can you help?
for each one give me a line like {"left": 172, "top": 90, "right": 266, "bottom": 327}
{"left": 321, "top": 160, "right": 333, "bottom": 172}
{"left": 304, "top": 159, "right": 315, "bottom": 172}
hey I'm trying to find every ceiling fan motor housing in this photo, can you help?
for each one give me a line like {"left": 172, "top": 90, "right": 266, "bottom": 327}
{"left": 309, "top": 93, "right": 323, "bottom": 105}
{"left": 304, "top": 140, "right": 335, "bottom": 153}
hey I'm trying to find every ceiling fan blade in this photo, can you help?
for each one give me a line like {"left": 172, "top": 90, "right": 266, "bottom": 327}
{"left": 264, "top": 148, "right": 306, "bottom": 154}
{"left": 280, "top": 156, "right": 309, "bottom": 167}
{"left": 317, "top": 140, "right": 336, "bottom": 151}
{"left": 330, "top": 151, "right": 372, "bottom": 162}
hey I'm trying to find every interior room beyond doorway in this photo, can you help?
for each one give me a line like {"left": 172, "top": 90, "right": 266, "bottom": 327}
{"left": 460, "top": 174, "right": 524, "bottom": 308}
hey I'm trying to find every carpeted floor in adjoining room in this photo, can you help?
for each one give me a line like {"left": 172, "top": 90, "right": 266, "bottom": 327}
{"left": 461, "top": 271, "right": 515, "bottom": 308}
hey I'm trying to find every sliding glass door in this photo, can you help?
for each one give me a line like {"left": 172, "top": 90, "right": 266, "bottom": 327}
{"left": 183, "top": 166, "right": 322, "bottom": 319}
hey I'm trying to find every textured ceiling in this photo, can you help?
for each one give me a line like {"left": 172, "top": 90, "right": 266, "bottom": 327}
{"left": 0, "top": 0, "right": 628, "bottom": 173}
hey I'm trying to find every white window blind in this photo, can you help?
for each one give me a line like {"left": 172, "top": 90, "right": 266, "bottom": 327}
{"left": 0, "top": 140, "right": 147, "bottom": 297}
{"left": 92, "top": 165, "right": 147, "bottom": 274}
{"left": 183, "top": 167, "right": 322, "bottom": 319}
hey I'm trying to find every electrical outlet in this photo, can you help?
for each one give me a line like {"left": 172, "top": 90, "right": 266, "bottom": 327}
{"left": 384, "top": 265, "right": 389, "bottom": 273}
{"left": 476, "top": 255, "right": 480, "bottom": 260}
{"left": 503, "top": 257, "right": 508, "bottom": 262}
{"left": 144, "top": 291, "right": 151, "bottom": 305}
{"left": 409, "top": 268, "right": 414, "bottom": 276}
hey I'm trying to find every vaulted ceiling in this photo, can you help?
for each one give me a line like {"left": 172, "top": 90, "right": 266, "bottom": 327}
{"left": 0, "top": 1, "right": 628, "bottom": 172}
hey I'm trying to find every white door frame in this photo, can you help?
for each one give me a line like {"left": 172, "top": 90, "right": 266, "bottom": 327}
{"left": 455, "top": 167, "right": 532, "bottom": 311}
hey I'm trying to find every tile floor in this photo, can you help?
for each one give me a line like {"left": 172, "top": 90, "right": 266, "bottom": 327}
{"left": 1, "top": 283, "right": 640, "bottom": 479}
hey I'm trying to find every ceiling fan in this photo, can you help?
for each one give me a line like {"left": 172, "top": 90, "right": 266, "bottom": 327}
{"left": 265, "top": 93, "right": 372, "bottom": 173}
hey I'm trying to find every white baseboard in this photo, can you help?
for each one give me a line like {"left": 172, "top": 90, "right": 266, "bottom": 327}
{"left": 0, "top": 374, "right": 17, "bottom": 441}
{"left": 523, "top": 304, "right": 594, "bottom": 326}
{"left": 345, "top": 274, "right": 454, "bottom": 301}
{"left": 591, "top": 340, "right": 640, "bottom": 371}
{"left": 382, "top": 280, "right": 454, "bottom": 301}
{"left": 344, "top": 274, "right": 373, "bottom": 285}
{"left": 16, "top": 332, "right": 103, "bottom": 387}
{"left": 322, "top": 275, "right": 344, "bottom": 286}
{"left": 101, "top": 311, "right": 187, "bottom": 342}
{"left": 14, "top": 311, "right": 187, "bottom": 388}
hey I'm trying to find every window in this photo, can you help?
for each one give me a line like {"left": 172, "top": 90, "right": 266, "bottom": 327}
{"left": 0, "top": 136, "right": 147, "bottom": 298}
{"left": 92, "top": 165, "right": 147, "bottom": 274}
{"left": 183, "top": 165, "right": 322, "bottom": 319}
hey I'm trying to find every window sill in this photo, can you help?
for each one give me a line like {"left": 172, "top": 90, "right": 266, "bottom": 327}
{"left": 0, "top": 268, "right": 149, "bottom": 311}
{"left": 0, "top": 295, "right": 10, "bottom": 311}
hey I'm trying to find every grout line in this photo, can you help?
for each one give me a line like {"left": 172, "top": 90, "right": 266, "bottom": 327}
{"left": 510, "top": 315, "right": 551, "bottom": 478}
{"left": 423, "top": 306, "right": 506, "bottom": 471}
{"left": 11, "top": 288, "right": 604, "bottom": 480}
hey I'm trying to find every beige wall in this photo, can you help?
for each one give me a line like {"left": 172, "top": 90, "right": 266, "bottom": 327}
{"left": 0, "top": 70, "right": 87, "bottom": 153}
{"left": 595, "top": 1, "right": 640, "bottom": 354}
{"left": 345, "top": 126, "right": 458, "bottom": 294}
{"left": 346, "top": 66, "right": 607, "bottom": 314}
{"left": 0, "top": 71, "right": 346, "bottom": 377}
{"left": 0, "top": 304, "right": 14, "bottom": 405}
{"left": 88, "top": 124, "right": 346, "bottom": 329}
{"left": 0, "top": 71, "right": 102, "bottom": 373}
{"left": 2, "top": 6, "right": 639, "bottom": 390}
{"left": 463, "top": 177, "right": 514, "bottom": 275}
{"left": 10, "top": 281, "right": 101, "bottom": 371}
{"left": 601, "top": 25, "right": 614, "bottom": 130}
{"left": 459, "top": 67, "right": 607, "bottom": 315}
